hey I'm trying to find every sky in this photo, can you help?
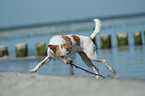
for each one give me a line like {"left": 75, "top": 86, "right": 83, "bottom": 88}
{"left": 0, "top": 0, "right": 145, "bottom": 28}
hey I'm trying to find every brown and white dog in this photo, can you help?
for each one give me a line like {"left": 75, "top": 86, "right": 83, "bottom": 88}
{"left": 30, "top": 19, "right": 116, "bottom": 78}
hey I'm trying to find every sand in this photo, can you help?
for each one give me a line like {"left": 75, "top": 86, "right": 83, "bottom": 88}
{"left": 0, "top": 72, "right": 145, "bottom": 96}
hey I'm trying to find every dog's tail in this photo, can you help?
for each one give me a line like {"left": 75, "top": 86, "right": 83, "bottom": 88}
{"left": 90, "top": 19, "right": 101, "bottom": 40}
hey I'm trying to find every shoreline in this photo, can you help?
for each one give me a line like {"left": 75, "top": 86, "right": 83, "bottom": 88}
{"left": 0, "top": 72, "right": 145, "bottom": 96}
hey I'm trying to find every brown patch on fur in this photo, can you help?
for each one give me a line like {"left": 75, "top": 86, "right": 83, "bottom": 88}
{"left": 71, "top": 35, "right": 80, "bottom": 46}
{"left": 61, "top": 36, "right": 72, "bottom": 52}
{"left": 61, "top": 44, "right": 72, "bottom": 53}
{"left": 48, "top": 45, "right": 61, "bottom": 56}
{"left": 62, "top": 36, "right": 72, "bottom": 45}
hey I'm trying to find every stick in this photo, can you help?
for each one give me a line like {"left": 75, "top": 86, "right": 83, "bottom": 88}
{"left": 69, "top": 64, "right": 74, "bottom": 76}
{"left": 70, "top": 63, "right": 105, "bottom": 78}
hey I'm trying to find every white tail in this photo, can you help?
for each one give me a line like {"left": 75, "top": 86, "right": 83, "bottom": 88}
{"left": 90, "top": 19, "right": 101, "bottom": 39}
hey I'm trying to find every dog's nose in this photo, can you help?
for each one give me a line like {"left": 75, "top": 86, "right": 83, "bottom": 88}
{"left": 66, "top": 60, "right": 72, "bottom": 64}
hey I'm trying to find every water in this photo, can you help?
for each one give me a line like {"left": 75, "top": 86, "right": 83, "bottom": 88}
{"left": 0, "top": 17, "right": 145, "bottom": 79}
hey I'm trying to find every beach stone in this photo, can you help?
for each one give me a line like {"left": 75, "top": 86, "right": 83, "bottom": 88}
{"left": 117, "top": 32, "right": 128, "bottom": 46}
{"left": 134, "top": 31, "right": 142, "bottom": 45}
{"left": 101, "top": 34, "right": 111, "bottom": 49}
{"left": 15, "top": 43, "right": 28, "bottom": 57}
{"left": 35, "top": 41, "right": 47, "bottom": 56}
{"left": 0, "top": 45, "right": 8, "bottom": 57}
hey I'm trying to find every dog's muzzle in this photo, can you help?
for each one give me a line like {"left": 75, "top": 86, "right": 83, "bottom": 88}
{"left": 66, "top": 59, "right": 73, "bottom": 64}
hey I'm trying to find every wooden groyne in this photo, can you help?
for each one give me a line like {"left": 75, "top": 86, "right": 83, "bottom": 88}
{"left": 134, "top": 31, "right": 142, "bottom": 45}
{"left": 0, "top": 31, "right": 144, "bottom": 57}
{"left": 0, "top": 46, "right": 8, "bottom": 57}
{"left": 15, "top": 43, "right": 28, "bottom": 57}
{"left": 101, "top": 34, "right": 112, "bottom": 49}
{"left": 117, "top": 32, "right": 128, "bottom": 46}
{"left": 35, "top": 41, "right": 47, "bottom": 56}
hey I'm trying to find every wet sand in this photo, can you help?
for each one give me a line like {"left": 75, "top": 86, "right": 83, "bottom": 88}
{"left": 0, "top": 72, "right": 145, "bottom": 96}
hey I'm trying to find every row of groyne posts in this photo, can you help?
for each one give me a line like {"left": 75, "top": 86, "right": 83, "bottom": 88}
{"left": 0, "top": 31, "right": 145, "bottom": 57}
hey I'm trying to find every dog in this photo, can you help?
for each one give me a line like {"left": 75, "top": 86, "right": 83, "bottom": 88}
{"left": 30, "top": 19, "right": 116, "bottom": 78}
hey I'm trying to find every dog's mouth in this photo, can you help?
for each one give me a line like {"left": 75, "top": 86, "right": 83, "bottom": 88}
{"left": 66, "top": 59, "right": 73, "bottom": 64}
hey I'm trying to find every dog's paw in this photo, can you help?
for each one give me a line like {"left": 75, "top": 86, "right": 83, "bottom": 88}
{"left": 30, "top": 68, "right": 37, "bottom": 73}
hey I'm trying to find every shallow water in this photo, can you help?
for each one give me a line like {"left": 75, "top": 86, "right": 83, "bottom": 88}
{"left": 0, "top": 17, "right": 145, "bottom": 79}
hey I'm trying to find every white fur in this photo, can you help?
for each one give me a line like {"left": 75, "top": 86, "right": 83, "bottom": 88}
{"left": 90, "top": 19, "right": 101, "bottom": 39}
{"left": 49, "top": 35, "right": 65, "bottom": 45}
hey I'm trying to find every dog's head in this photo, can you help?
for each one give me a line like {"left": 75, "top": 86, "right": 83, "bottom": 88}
{"left": 48, "top": 44, "right": 72, "bottom": 64}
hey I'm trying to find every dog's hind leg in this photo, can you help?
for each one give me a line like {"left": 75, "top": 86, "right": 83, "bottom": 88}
{"left": 78, "top": 51, "right": 100, "bottom": 78}
{"left": 30, "top": 56, "right": 52, "bottom": 73}
{"left": 94, "top": 58, "right": 116, "bottom": 74}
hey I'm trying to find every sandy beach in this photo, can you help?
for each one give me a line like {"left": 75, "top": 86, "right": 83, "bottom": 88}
{"left": 0, "top": 72, "right": 145, "bottom": 96}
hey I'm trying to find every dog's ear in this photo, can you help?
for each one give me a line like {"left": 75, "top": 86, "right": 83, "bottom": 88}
{"left": 48, "top": 45, "right": 57, "bottom": 53}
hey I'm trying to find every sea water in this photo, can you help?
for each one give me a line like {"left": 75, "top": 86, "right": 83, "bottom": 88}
{"left": 0, "top": 17, "right": 145, "bottom": 79}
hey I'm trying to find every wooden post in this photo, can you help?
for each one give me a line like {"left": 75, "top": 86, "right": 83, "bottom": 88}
{"left": 36, "top": 41, "right": 47, "bottom": 56}
{"left": 134, "top": 31, "right": 142, "bottom": 45}
{"left": 0, "top": 45, "right": 8, "bottom": 57}
{"left": 117, "top": 32, "right": 128, "bottom": 46}
{"left": 101, "top": 34, "right": 111, "bottom": 49}
{"left": 15, "top": 43, "right": 28, "bottom": 57}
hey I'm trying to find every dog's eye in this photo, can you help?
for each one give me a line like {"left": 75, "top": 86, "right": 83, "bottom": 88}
{"left": 60, "top": 55, "right": 65, "bottom": 58}
{"left": 66, "top": 53, "right": 69, "bottom": 55}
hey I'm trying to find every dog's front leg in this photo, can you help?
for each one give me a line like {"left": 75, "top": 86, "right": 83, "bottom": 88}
{"left": 30, "top": 56, "right": 52, "bottom": 73}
